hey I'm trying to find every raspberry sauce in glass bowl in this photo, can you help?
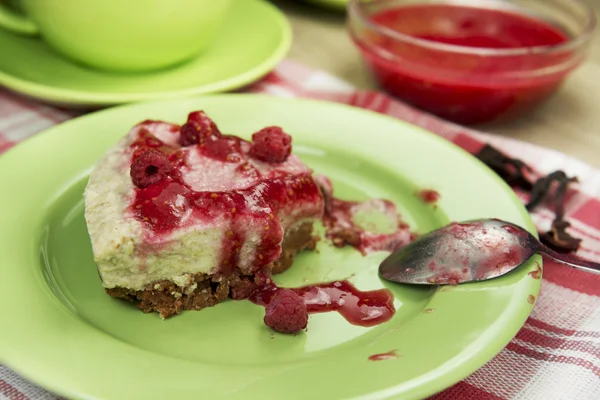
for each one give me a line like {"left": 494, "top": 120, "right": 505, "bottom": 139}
{"left": 347, "top": 0, "right": 596, "bottom": 124}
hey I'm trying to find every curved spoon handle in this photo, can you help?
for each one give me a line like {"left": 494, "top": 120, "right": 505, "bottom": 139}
{"left": 538, "top": 244, "right": 600, "bottom": 275}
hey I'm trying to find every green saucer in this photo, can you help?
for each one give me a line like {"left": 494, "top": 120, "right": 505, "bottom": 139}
{"left": 0, "top": 95, "right": 541, "bottom": 399}
{"left": 0, "top": 0, "right": 291, "bottom": 107}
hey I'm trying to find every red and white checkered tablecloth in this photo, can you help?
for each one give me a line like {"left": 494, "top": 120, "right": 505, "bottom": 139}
{"left": 1, "top": 60, "right": 599, "bottom": 400}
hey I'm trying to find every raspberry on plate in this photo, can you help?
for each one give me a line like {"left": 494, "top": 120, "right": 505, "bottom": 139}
{"left": 130, "top": 149, "right": 172, "bottom": 188}
{"left": 250, "top": 126, "right": 292, "bottom": 163}
{"left": 264, "top": 289, "right": 308, "bottom": 334}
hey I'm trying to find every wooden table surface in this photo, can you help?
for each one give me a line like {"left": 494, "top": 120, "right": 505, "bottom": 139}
{"left": 272, "top": 0, "right": 600, "bottom": 168}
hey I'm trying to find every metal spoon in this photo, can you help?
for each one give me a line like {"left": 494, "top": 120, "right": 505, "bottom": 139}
{"left": 379, "top": 218, "right": 600, "bottom": 285}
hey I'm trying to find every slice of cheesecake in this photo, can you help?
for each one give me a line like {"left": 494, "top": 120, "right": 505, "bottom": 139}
{"left": 84, "top": 111, "right": 324, "bottom": 318}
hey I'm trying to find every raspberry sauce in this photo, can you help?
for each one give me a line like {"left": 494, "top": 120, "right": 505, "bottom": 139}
{"left": 529, "top": 262, "right": 542, "bottom": 279}
{"left": 249, "top": 280, "right": 396, "bottom": 327}
{"left": 368, "top": 350, "right": 398, "bottom": 361}
{"left": 417, "top": 189, "right": 440, "bottom": 204}
{"left": 128, "top": 121, "right": 323, "bottom": 273}
{"left": 353, "top": 4, "right": 573, "bottom": 124}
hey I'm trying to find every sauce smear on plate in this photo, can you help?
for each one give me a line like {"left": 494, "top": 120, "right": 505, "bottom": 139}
{"left": 250, "top": 280, "right": 396, "bottom": 327}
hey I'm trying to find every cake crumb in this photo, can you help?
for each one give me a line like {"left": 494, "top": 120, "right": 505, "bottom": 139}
{"left": 185, "top": 283, "right": 198, "bottom": 295}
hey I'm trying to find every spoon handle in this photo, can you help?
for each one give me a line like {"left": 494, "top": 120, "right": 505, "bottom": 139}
{"left": 538, "top": 244, "right": 600, "bottom": 275}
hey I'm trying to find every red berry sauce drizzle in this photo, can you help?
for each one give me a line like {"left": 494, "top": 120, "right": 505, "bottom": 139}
{"left": 250, "top": 277, "right": 395, "bottom": 328}
{"left": 417, "top": 189, "right": 440, "bottom": 204}
{"left": 126, "top": 112, "right": 416, "bottom": 332}
{"left": 368, "top": 349, "right": 398, "bottom": 361}
{"left": 250, "top": 174, "right": 417, "bottom": 331}
{"left": 128, "top": 114, "right": 322, "bottom": 275}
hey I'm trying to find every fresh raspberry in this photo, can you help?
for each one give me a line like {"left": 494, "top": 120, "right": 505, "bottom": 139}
{"left": 130, "top": 149, "right": 172, "bottom": 188}
{"left": 179, "top": 111, "right": 221, "bottom": 146}
{"left": 264, "top": 289, "right": 308, "bottom": 334}
{"left": 249, "top": 126, "right": 292, "bottom": 163}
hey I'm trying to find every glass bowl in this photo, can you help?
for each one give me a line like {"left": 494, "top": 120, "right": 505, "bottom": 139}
{"left": 347, "top": 0, "right": 596, "bottom": 125}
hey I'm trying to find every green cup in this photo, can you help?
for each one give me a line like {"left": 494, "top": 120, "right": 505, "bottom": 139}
{"left": 0, "top": 0, "right": 233, "bottom": 72}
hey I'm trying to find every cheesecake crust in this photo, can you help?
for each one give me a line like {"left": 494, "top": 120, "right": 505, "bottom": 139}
{"left": 106, "top": 222, "right": 319, "bottom": 318}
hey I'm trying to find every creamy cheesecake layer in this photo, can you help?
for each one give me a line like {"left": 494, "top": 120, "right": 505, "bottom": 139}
{"left": 84, "top": 118, "right": 324, "bottom": 291}
{"left": 106, "top": 221, "right": 319, "bottom": 318}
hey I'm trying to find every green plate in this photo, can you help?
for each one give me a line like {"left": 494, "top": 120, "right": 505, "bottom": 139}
{"left": 0, "top": 0, "right": 291, "bottom": 108}
{"left": 0, "top": 95, "right": 541, "bottom": 400}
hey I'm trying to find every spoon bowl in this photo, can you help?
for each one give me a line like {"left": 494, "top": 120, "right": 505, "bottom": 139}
{"left": 379, "top": 218, "right": 600, "bottom": 285}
